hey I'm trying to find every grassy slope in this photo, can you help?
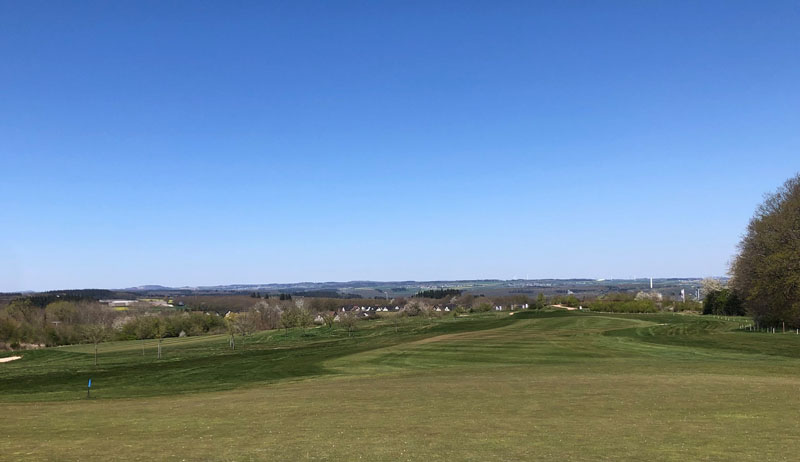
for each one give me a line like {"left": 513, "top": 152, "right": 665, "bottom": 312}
{"left": 0, "top": 313, "right": 517, "bottom": 402}
{"left": 2, "top": 311, "right": 800, "bottom": 461}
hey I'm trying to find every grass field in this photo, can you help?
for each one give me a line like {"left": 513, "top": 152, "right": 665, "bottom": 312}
{"left": 2, "top": 310, "right": 800, "bottom": 461}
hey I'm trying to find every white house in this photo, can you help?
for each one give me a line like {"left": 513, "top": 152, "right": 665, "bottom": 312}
{"left": 100, "top": 299, "right": 137, "bottom": 307}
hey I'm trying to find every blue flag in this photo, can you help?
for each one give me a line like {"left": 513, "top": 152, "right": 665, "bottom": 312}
{"left": 88, "top": 379, "right": 92, "bottom": 388}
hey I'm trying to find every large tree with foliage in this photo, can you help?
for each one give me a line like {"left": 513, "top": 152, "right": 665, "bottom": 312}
{"left": 731, "top": 173, "right": 800, "bottom": 327}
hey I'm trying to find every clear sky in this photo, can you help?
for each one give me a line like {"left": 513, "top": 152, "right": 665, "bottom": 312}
{"left": 1, "top": 1, "right": 799, "bottom": 291}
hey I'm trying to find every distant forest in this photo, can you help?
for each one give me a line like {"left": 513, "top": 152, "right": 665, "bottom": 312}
{"left": 414, "top": 289, "right": 462, "bottom": 299}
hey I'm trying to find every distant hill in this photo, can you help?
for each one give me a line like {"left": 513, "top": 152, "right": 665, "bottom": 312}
{"left": 123, "top": 285, "right": 174, "bottom": 291}
{"left": 107, "top": 278, "right": 707, "bottom": 300}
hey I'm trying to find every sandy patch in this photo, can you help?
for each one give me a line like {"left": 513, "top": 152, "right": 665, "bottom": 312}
{"left": 551, "top": 304, "right": 579, "bottom": 311}
{"left": 0, "top": 355, "right": 22, "bottom": 363}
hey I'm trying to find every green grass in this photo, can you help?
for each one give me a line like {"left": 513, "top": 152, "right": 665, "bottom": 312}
{"left": 3, "top": 311, "right": 800, "bottom": 460}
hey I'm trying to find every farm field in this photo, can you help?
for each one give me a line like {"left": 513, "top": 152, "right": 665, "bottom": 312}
{"left": 2, "top": 310, "right": 800, "bottom": 461}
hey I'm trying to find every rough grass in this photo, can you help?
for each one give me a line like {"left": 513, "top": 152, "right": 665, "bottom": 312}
{"left": 2, "top": 311, "right": 800, "bottom": 461}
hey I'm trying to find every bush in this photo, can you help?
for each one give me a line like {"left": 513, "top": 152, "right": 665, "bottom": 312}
{"left": 470, "top": 303, "right": 492, "bottom": 313}
{"left": 702, "top": 289, "right": 744, "bottom": 316}
{"left": 117, "top": 312, "right": 225, "bottom": 340}
{"left": 672, "top": 300, "right": 702, "bottom": 312}
{"left": 550, "top": 294, "right": 581, "bottom": 308}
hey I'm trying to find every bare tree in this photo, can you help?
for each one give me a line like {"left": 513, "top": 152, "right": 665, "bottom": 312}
{"left": 225, "top": 314, "right": 237, "bottom": 350}
{"left": 251, "top": 300, "right": 282, "bottom": 330}
{"left": 321, "top": 312, "right": 336, "bottom": 329}
{"left": 234, "top": 312, "right": 254, "bottom": 336}
{"left": 339, "top": 311, "right": 358, "bottom": 337}
{"left": 82, "top": 304, "right": 113, "bottom": 366}
{"left": 83, "top": 324, "right": 109, "bottom": 366}
{"left": 233, "top": 311, "right": 257, "bottom": 347}
{"left": 456, "top": 293, "right": 475, "bottom": 310}
{"left": 154, "top": 318, "right": 167, "bottom": 359}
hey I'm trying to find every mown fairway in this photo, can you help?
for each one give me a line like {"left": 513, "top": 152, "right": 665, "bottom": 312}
{"left": 2, "top": 311, "right": 800, "bottom": 461}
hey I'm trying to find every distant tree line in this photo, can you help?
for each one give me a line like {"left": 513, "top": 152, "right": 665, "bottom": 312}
{"left": 10, "top": 289, "right": 128, "bottom": 308}
{"left": 414, "top": 289, "right": 462, "bottom": 299}
{"left": 0, "top": 298, "right": 231, "bottom": 350}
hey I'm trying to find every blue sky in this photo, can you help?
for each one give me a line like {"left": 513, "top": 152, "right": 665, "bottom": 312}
{"left": 1, "top": 1, "right": 798, "bottom": 291}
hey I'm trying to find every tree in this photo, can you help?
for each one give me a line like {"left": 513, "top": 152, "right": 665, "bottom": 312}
{"left": 700, "top": 277, "right": 724, "bottom": 297}
{"left": 134, "top": 316, "right": 153, "bottom": 356}
{"left": 5, "top": 299, "right": 44, "bottom": 343}
{"left": 233, "top": 310, "right": 257, "bottom": 346}
{"left": 297, "top": 308, "right": 313, "bottom": 331}
{"left": 321, "top": 312, "right": 336, "bottom": 329}
{"left": 280, "top": 306, "right": 300, "bottom": 333}
{"left": 45, "top": 301, "right": 78, "bottom": 324}
{"left": 404, "top": 300, "right": 433, "bottom": 317}
{"left": 225, "top": 314, "right": 237, "bottom": 350}
{"left": 235, "top": 312, "right": 255, "bottom": 336}
{"left": 534, "top": 293, "right": 546, "bottom": 309}
{"left": 154, "top": 318, "right": 167, "bottom": 359}
{"left": 454, "top": 293, "right": 474, "bottom": 311}
{"left": 82, "top": 304, "right": 113, "bottom": 365}
{"left": 731, "top": 173, "right": 800, "bottom": 327}
{"left": 0, "top": 314, "right": 20, "bottom": 347}
{"left": 251, "top": 300, "right": 282, "bottom": 330}
{"left": 83, "top": 324, "right": 109, "bottom": 366}
{"left": 339, "top": 311, "right": 358, "bottom": 336}
{"left": 404, "top": 301, "right": 422, "bottom": 317}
